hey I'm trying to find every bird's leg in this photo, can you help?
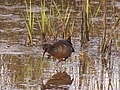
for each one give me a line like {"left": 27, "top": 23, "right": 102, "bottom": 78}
{"left": 56, "top": 58, "right": 67, "bottom": 65}
{"left": 63, "top": 58, "right": 67, "bottom": 61}
{"left": 56, "top": 59, "right": 63, "bottom": 65}
{"left": 47, "top": 55, "right": 51, "bottom": 59}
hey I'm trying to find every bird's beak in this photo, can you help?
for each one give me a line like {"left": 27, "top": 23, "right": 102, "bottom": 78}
{"left": 42, "top": 50, "right": 46, "bottom": 61}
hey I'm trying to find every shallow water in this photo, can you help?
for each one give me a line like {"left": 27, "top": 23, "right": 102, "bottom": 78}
{"left": 0, "top": 0, "right": 120, "bottom": 90}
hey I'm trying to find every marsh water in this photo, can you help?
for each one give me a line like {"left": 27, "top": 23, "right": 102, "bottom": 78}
{"left": 0, "top": 0, "right": 120, "bottom": 90}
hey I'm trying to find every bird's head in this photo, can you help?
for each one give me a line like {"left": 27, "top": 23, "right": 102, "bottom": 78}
{"left": 42, "top": 44, "right": 51, "bottom": 60}
{"left": 66, "top": 36, "right": 72, "bottom": 45}
{"left": 43, "top": 44, "right": 51, "bottom": 52}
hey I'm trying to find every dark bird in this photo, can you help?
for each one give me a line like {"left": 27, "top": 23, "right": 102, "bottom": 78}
{"left": 42, "top": 36, "right": 75, "bottom": 64}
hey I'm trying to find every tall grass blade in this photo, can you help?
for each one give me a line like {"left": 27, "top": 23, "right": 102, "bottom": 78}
{"left": 65, "top": 6, "right": 72, "bottom": 28}
{"left": 53, "top": 0, "right": 63, "bottom": 24}
{"left": 93, "top": 3, "right": 101, "bottom": 18}
{"left": 70, "top": 19, "right": 75, "bottom": 36}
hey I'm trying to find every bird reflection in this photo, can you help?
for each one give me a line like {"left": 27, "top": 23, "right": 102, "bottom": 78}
{"left": 41, "top": 71, "right": 73, "bottom": 90}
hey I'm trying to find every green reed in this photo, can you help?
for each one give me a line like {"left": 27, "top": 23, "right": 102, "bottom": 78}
{"left": 36, "top": 0, "right": 74, "bottom": 39}
{"left": 92, "top": 1, "right": 101, "bottom": 18}
{"left": 85, "top": 0, "right": 89, "bottom": 41}
{"left": 65, "top": 4, "right": 72, "bottom": 28}
{"left": 61, "top": 0, "right": 64, "bottom": 10}
{"left": 41, "top": 0, "right": 47, "bottom": 33}
{"left": 86, "top": 0, "right": 89, "bottom": 22}
{"left": 53, "top": 0, "right": 72, "bottom": 38}
{"left": 48, "top": 6, "right": 55, "bottom": 36}
{"left": 101, "top": 0, "right": 107, "bottom": 56}
{"left": 53, "top": 0, "right": 63, "bottom": 25}
{"left": 80, "top": 0, "right": 90, "bottom": 47}
{"left": 22, "top": 0, "right": 34, "bottom": 46}
{"left": 69, "top": 19, "right": 75, "bottom": 36}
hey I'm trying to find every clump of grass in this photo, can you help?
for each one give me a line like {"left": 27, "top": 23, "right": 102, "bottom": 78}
{"left": 37, "top": 0, "right": 52, "bottom": 42}
{"left": 36, "top": 0, "right": 74, "bottom": 40}
{"left": 53, "top": 0, "right": 72, "bottom": 39}
{"left": 22, "top": 0, "right": 34, "bottom": 46}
